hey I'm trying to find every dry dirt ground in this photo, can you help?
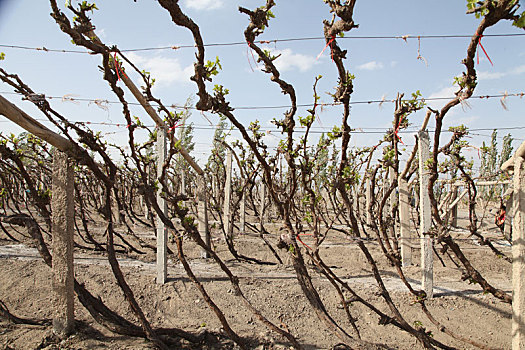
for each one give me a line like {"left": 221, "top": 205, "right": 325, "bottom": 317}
{"left": 0, "top": 210, "right": 514, "bottom": 350}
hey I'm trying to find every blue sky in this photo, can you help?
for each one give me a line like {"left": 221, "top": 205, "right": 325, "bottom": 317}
{"left": 0, "top": 0, "right": 524, "bottom": 166}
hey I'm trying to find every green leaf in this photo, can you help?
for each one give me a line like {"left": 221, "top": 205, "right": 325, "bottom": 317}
{"left": 513, "top": 12, "right": 525, "bottom": 28}
{"left": 0, "top": 52, "right": 4, "bottom": 60}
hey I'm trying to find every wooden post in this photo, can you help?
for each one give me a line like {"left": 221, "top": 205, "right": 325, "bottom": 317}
{"left": 418, "top": 130, "right": 433, "bottom": 298}
{"left": 223, "top": 149, "right": 233, "bottom": 239}
{"left": 512, "top": 158, "right": 525, "bottom": 349}
{"left": 156, "top": 126, "right": 168, "bottom": 284}
{"left": 52, "top": 150, "right": 75, "bottom": 336}
{"left": 198, "top": 177, "right": 210, "bottom": 258}
{"left": 259, "top": 181, "right": 266, "bottom": 234}
{"left": 399, "top": 177, "right": 412, "bottom": 266}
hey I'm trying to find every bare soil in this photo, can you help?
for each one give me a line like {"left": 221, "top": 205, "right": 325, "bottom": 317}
{"left": 0, "top": 211, "right": 513, "bottom": 349}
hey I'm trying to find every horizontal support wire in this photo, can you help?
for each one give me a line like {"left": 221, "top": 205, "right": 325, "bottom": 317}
{"left": 1, "top": 33, "right": 524, "bottom": 54}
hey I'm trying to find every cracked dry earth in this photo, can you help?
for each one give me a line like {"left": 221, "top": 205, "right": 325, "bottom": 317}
{"left": 0, "top": 216, "right": 514, "bottom": 349}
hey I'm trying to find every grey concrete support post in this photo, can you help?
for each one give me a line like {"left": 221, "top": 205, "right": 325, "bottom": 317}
{"left": 512, "top": 158, "right": 525, "bottom": 350}
{"left": 399, "top": 177, "right": 412, "bottom": 267}
{"left": 389, "top": 167, "right": 396, "bottom": 211}
{"left": 223, "top": 149, "right": 233, "bottom": 238}
{"left": 382, "top": 169, "right": 389, "bottom": 214}
{"left": 112, "top": 195, "right": 121, "bottom": 225}
{"left": 418, "top": 130, "right": 433, "bottom": 298}
{"left": 156, "top": 126, "right": 168, "bottom": 284}
{"left": 51, "top": 150, "right": 75, "bottom": 336}
{"left": 198, "top": 177, "right": 210, "bottom": 258}
{"left": 180, "top": 170, "right": 186, "bottom": 196}
{"left": 259, "top": 182, "right": 266, "bottom": 234}
{"left": 366, "top": 176, "right": 372, "bottom": 228}
{"left": 505, "top": 192, "right": 514, "bottom": 241}
{"left": 450, "top": 185, "right": 458, "bottom": 227}
{"left": 240, "top": 179, "right": 246, "bottom": 234}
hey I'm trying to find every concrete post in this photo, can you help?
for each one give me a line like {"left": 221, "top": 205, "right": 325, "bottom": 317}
{"left": 399, "top": 177, "right": 412, "bottom": 266}
{"left": 144, "top": 201, "right": 149, "bottom": 219}
{"left": 259, "top": 182, "right": 266, "bottom": 234}
{"left": 180, "top": 169, "right": 186, "bottom": 196}
{"left": 112, "top": 195, "right": 122, "bottom": 225}
{"left": 198, "top": 177, "right": 210, "bottom": 258}
{"left": 389, "top": 167, "right": 396, "bottom": 211}
{"left": 505, "top": 191, "right": 514, "bottom": 241}
{"left": 156, "top": 126, "right": 168, "bottom": 284}
{"left": 240, "top": 179, "right": 246, "bottom": 234}
{"left": 512, "top": 158, "right": 525, "bottom": 349}
{"left": 418, "top": 130, "right": 433, "bottom": 298}
{"left": 366, "top": 176, "right": 372, "bottom": 228}
{"left": 51, "top": 150, "right": 75, "bottom": 336}
{"left": 382, "top": 168, "right": 389, "bottom": 214}
{"left": 223, "top": 149, "right": 233, "bottom": 239}
{"left": 179, "top": 118, "right": 186, "bottom": 197}
{"left": 450, "top": 185, "right": 458, "bottom": 227}
{"left": 212, "top": 177, "right": 217, "bottom": 202}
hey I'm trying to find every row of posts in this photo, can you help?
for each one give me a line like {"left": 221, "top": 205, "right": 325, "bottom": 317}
{"left": 49, "top": 128, "right": 525, "bottom": 349}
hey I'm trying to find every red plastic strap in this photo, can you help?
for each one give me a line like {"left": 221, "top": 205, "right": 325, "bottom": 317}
{"left": 168, "top": 123, "right": 180, "bottom": 132}
{"left": 496, "top": 211, "right": 506, "bottom": 225}
{"left": 394, "top": 116, "right": 405, "bottom": 145}
{"left": 246, "top": 41, "right": 258, "bottom": 72}
{"left": 316, "top": 35, "right": 336, "bottom": 61}
{"left": 477, "top": 35, "right": 493, "bottom": 66}
{"left": 113, "top": 52, "right": 128, "bottom": 81}
{"left": 114, "top": 52, "right": 121, "bottom": 81}
{"left": 296, "top": 233, "right": 313, "bottom": 250}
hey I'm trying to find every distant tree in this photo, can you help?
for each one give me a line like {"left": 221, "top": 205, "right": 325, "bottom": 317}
{"left": 479, "top": 129, "right": 513, "bottom": 199}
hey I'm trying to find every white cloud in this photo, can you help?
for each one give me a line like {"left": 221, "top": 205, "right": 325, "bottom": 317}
{"left": 356, "top": 61, "right": 384, "bottom": 71}
{"left": 478, "top": 71, "right": 506, "bottom": 80}
{"left": 183, "top": 0, "right": 224, "bottom": 10}
{"left": 444, "top": 114, "right": 480, "bottom": 128}
{"left": 512, "top": 65, "right": 525, "bottom": 75}
{"left": 125, "top": 53, "right": 193, "bottom": 88}
{"left": 427, "top": 86, "right": 458, "bottom": 109}
{"left": 477, "top": 64, "right": 525, "bottom": 81}
{"left": 265, "top": 48, "right": 318, "bottom": 73}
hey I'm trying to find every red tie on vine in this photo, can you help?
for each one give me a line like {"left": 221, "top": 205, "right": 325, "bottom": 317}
{"left": 113, "top": 52, "right": 128, "bottom": 81}
{"left": 317, "top": 35, "right": 336, "bottom": 61}
{"left": 168, "top": 123, "right": 181, "bottom": 133}
{"left": 394, "top": 116, "right": 405, "bottom": 145}
{"left": 296, "top": 233, "right": 313, "bottom": 250}
{"left": 477, "top": 34, "right": 493, "bottom": 66}
{"left": 246, "top": 41, "right": 258, "bottom": 72}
